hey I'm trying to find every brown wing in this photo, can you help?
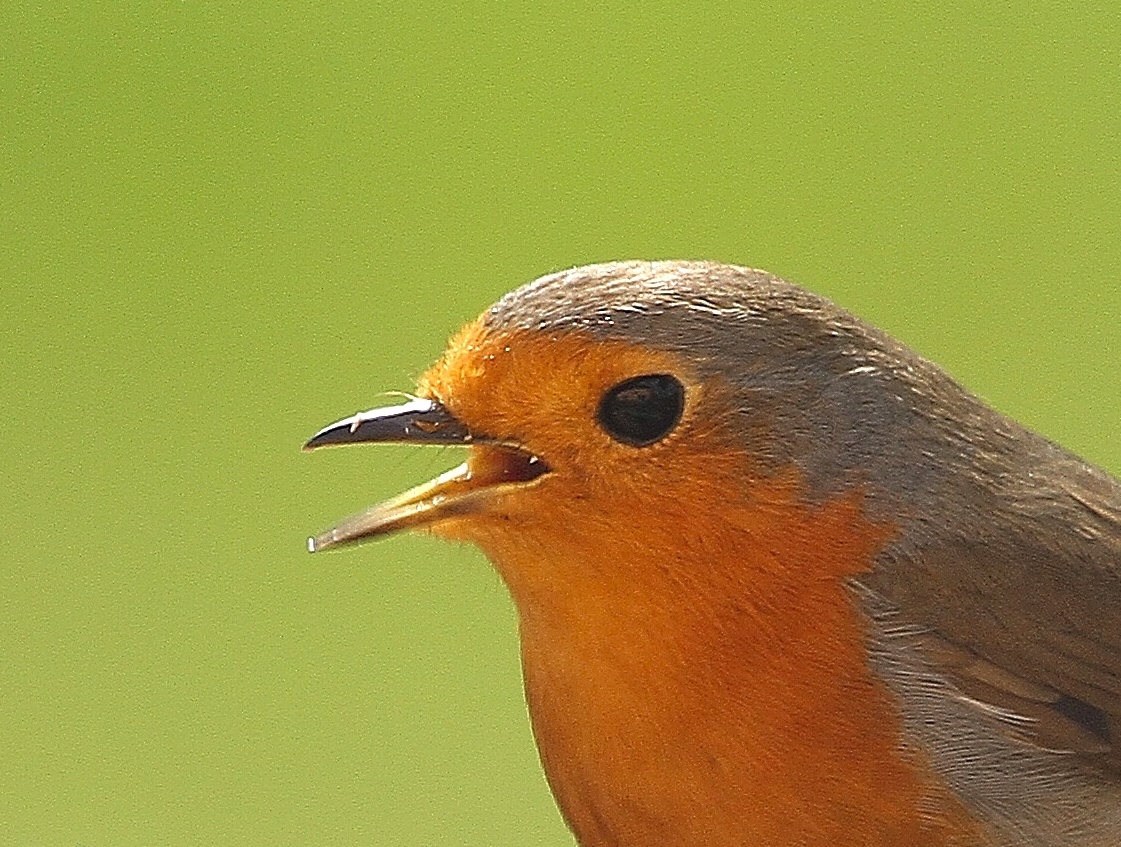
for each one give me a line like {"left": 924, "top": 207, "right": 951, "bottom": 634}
{"left": 864, "top": 453, "right": 1121, "bottom": 779}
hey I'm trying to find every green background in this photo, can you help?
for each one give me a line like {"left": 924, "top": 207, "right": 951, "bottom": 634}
{"left": 3, "top": 3, "right": 1119, "bottom": 845}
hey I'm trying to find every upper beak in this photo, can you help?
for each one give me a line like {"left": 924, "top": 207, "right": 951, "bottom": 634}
{"left": 303, "top": 397, "right": 473, "bottom": 450}
{"left": 304, "top": 398, "right": 549, "bottom": 552}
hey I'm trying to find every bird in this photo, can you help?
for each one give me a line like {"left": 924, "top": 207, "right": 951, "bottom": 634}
{"left": 304, "top": 261, "right": 1121, "bottom": 846}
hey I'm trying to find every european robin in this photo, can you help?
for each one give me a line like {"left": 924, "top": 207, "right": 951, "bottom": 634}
{"left": 305, "top": 261, "right": 1121, "bottom": 846}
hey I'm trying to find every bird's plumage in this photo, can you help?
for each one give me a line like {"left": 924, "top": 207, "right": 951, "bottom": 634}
{"left": 309, "top": 260, "right": 1121, "bottom": 845}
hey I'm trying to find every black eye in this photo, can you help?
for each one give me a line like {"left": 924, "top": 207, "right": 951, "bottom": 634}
{"left": 597, "top": 374, "right": 685, "bottom": 447}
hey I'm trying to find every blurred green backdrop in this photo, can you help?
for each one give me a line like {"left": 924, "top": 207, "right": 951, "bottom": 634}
{"left": 2, "top": 2, "right": 1119, "bottom": 845}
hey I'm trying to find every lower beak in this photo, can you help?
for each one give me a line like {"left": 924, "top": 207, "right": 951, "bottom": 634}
{"left": 304, "top": 399, "right": 549, "bottom": 551}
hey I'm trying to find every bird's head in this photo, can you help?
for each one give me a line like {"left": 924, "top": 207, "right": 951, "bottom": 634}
{"left": 305, "top": 260, "right": 927, "bottom": 626}
{"left": 303, "top": 261, "right": 1101, "bottom": 847}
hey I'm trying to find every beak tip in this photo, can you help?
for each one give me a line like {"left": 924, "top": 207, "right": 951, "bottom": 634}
{"left": 307, "top": 536, "right": 319, "bottom": 553}
{"left": 303, "top": 429, "right": 334, "bottom": 451}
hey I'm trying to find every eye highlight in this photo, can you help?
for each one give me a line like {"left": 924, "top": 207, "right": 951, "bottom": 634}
{"left": 596, "top": 374, "right": 685, "bottom": 447}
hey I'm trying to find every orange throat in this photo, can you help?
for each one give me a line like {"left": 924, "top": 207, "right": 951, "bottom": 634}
{"left": 462, "top": 474, "right": 982, "bottom": 847}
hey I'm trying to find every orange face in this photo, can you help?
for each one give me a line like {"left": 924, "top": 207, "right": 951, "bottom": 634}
{"left": 416, "top": 319, "right": 732, "bottom": 587}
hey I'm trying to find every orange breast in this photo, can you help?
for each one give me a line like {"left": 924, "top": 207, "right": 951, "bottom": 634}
{"left": 478, "top": 471, "right": 986, "bottom": 846}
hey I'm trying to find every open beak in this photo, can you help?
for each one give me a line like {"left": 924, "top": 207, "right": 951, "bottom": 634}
{"left": 304, "top": 398, "right": 549, "bottom": 552}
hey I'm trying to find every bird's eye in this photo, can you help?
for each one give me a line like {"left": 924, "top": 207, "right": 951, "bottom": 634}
{"left": 597, "top": 374, "right": 685, "bottom": 447}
